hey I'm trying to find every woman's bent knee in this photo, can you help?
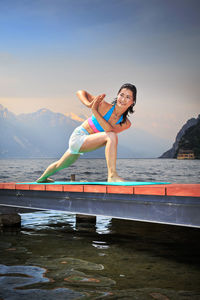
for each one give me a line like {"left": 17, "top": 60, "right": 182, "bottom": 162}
{"left": 106, "top": 131, "right": 118, "bottom": 144}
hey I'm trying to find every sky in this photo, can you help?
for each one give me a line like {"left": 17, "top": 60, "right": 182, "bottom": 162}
{"left": 0, "top": 0, "right": 200, "bottom": 144}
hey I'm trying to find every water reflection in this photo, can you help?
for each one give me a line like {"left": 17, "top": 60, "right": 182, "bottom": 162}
{"left": 22, "top": 210, "right": 76, "bottom": 231}
{"left": 92, "top": 240, "right": 110, "bottom": 250}
{"left": 96, "top": 216, "right": 112, "bottom": 235}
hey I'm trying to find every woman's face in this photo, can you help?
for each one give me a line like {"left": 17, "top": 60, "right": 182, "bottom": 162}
{"left": 116, "top": 88, "right": 134, "bottom": 109}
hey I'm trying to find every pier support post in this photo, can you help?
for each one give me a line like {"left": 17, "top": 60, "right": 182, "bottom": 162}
{"left": 70, "top": 174, "right": 76, "bottom": 181}
{"left": 0, "top": 213, "right": 21, "bottom": 227}
{"left": 70, "top": 173, "right": 97, "bottom": 229}
{"left": 76, "top": 214, "right": 96, "bottom": 231}
{"left": 76, "top": 214, "right": 96, "bottom": 224}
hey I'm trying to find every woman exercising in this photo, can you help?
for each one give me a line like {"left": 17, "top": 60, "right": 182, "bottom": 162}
{"left": 36, "top": 83, "right": 137, "bottom": 183}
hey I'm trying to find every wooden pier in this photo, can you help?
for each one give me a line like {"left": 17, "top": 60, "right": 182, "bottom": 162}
{"left": 0, "top": 182, "right": 200, "bottom": 228}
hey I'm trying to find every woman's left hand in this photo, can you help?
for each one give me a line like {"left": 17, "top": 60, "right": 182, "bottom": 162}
{"left": 92, "top": 94, "right": 106, "bottom": 111}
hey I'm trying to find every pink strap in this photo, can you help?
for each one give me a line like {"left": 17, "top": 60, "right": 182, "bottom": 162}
{"left": 88, "top": 117, "right": 99, "bottom": 133}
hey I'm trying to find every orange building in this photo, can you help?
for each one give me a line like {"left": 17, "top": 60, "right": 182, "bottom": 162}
{"left": 177, "top": 149, "right": 195, "bottom": 160}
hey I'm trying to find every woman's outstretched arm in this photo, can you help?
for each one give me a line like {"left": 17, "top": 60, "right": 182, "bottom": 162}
{"left": 76, "top": 90, "right": 96, "bottom": 108}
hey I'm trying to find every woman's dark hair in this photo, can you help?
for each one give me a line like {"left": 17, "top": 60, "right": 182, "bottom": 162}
{"left": 112, "top": 83, "right": 137, "bottom": 125}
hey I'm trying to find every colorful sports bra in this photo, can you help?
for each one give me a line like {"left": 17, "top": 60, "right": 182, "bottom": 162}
{"left": 88, "top": 104, "right": 123, "bottom": 133}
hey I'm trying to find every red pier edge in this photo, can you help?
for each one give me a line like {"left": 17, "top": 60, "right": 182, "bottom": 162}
{"left": 0, "top": 183, "right": 200, "bottom": 197}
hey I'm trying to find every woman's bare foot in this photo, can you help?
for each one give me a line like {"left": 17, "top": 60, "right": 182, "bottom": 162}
{"left": 107, "top": 175, "right": 125, "bottom": 182}
{"left": 36, "top": 177, "right": 55, "bottom": 183}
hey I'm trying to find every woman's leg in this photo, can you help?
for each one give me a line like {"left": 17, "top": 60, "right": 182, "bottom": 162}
{"left": 80, "top": 132, "right": 124, "bottom": 182}
{"left": 37, "top": 131, "right": 124, "bottom": 183}
{"left": 36, "top": 150, "right": 80, "bottom": 183}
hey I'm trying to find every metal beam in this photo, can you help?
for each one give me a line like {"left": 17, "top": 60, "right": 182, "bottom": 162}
{"left": 0, "top": 189, "right": 199, "bottom": 228}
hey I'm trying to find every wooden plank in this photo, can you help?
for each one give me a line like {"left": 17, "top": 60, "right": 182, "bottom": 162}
{"left": 107, "top": 185, "right": 134, "bottom": 194}
{"left": 0, "top": 183, "right": 16, "bottom": 189}
{"left": 84, "top": 185, "right": 107, "bottom": 193}
{"left": 134, "top": 185, "right": 166, "bottom": 196}
{"left": 166, "top": 184, "right": 200, "bottom": 197}
{"left": 29, "top": 184, "right": 46, "bottom": 191}
{"left": 15, "top": 184, "right": 30, "bottom": 190}
{"left": 45, "top": 185, "right": 63, "bottom": 192}
{"left": 63, "top": 185, "right": 84, "bottom": 192}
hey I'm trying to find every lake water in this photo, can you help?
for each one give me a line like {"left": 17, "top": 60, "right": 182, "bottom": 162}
{"left": 0, "top": 158, "right": 200, "bottom": 299}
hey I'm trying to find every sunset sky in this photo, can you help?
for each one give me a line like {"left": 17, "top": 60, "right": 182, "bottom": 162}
{"left": 0, "top": 0, "right": 199, "bottom": 144}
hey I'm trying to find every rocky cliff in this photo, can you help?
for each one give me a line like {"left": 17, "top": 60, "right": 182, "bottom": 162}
{"left": 160, "top": 114, "right": 200, "bottom": 158}
{"left": 176, "top": 117, "right": 200, "bottom": 159}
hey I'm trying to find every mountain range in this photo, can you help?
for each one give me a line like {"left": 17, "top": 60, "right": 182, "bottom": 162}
{"left": 0, "top": 104, "right": 170, "bottom": 158}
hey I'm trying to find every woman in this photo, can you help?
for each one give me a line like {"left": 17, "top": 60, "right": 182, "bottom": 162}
{"left": 36, "top": 83, "right": 137, "bottom": 183}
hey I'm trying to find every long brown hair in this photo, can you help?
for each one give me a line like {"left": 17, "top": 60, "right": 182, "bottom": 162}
{"left": 112, "top": 83, "right": 137, "bottom": 125}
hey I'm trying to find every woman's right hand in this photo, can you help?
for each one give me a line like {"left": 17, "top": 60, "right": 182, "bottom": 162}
{"left": 76, "top": 90, "right": 96, "bottom": 108}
